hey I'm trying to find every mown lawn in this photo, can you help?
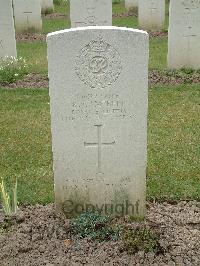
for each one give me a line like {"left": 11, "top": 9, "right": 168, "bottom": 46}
{"left": 0, "top": 1, "right": 199, "bottom": 205}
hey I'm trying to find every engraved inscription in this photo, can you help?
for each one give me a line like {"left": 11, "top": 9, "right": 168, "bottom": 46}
{"left": 75, "top": 37, "right": 122, "bottom": 89}
{"left": 23, "top": 11, "right": 32, "bottom": 26}
{"left": 65, "top": 93, "right": 135, "bottom": 121}
{"left": 84, "top": 125, "right": 115, "bottom": 174}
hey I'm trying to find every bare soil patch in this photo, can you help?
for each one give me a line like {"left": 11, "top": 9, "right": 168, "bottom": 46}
{"left": 113, "top": 11, "right": 137, "bottom": 18}
{"left": 0, "top": 201, "right": 199, "bottom": 265}
{"left": 149, "top": 31, "right": 168, "bottom": 38}
{"left": 0, "top": 74, "right": 49, "bottom": 89}
{"left": 150, "top": 70, "right": 200, "bottom": 86}
{"left": 16, "top": 34, "right": 46, "bottom": 42}
{"left": 42, "top": 12, "right": 68, "bottom": 19}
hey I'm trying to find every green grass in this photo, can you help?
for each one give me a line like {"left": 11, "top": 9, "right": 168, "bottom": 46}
{"left": 0, "top": 89, "right": 53, "bottom": 204}
{"left": 112, "top": 1, "right": 127, "bottom": 14}
{"left": 149, "top": 37, "right": 168, "bottom": 70}
{"left": 0, "top": 85, "right": 199, "bottom": 204}
{"left": 113, "top": 17, "right": 138, "bottom": 28}
{"left": 54, "top": 1, "right": 69, "bottom": 14}
{"left": 148, "top": 84, "right": 200, "bottom": 201}
{"left": 43, "top": 18, "right": 70, "bottom": 34}
{"left": 17, "top": 42, "right": 47, "bottom": 75}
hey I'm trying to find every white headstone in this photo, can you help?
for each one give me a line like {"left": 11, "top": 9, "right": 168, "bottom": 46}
{"left": 13, "top": 0, "right": 42, "bottom": 33}
{"left": 138, "top": 0, "right": 165, "bottom": 30}
{"left": 168, "top": 0, "right": 200, "bottom": 69}
{"left": 125, "top": 0, "right": 138, "bottom": 10}
{"left": 41, "top": 0, "right": 54, "bottom": 14}
{"left": 47, "top": 26, "right": 148, "bottom": 217}
{"left": 70, "top": 0, "right": 112, "bottom": 28}
{"left": 0, "top": 0, "right": 17, "bottom": 58}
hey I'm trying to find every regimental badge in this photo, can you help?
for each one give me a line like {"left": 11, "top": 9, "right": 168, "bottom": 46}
{"left": 75, "top": 37, "right": 122, "bottom": 89}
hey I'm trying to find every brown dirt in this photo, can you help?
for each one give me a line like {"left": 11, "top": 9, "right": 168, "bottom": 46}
{"left": 149, "top": 31, "right": 168, "bottom": 38}
{"left": 42, "top": 12, "right": 68, "bottom": 19}
{"left": 113, "top": 11, "right": 137, "bottom": 18}
{"left": 16, "top": 33, "right": 46, "bottom": 42}
{"left": 0, "top": 201, "right": 199, "bottom": 265}
{"left": 1, "top": 74, "right": 49, "bottom": 89}
{"left": 149, "top": 70, "right": 200, "bottom": 86}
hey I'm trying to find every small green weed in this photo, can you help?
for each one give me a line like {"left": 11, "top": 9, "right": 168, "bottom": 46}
{"left": 0, "top": 177, "right": 18, "bottom": 216}
{"left": 122, "top": 225, "right": 164, "bottom": 254}
{"left": 72, "top": 211, "right": 122, "bottom": 242}
{"left": 0, "top": 56, "right": 28, "bottom": 85}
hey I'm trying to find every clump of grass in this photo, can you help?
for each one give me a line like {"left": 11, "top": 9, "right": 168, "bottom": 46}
{"left": 0, "top": 177, "right": 18, "bottom": 216}
{"left": 0, "top": 56, "right": 28, "bottom": 85}
{"left": 122, "top": 225, "right": 164, "bottom": 254}
{"left": 72, "top": 211, "right": 122, "bottom": 242}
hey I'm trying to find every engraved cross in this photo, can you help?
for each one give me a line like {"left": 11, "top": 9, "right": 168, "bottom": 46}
{"left": 84, "top": 125, "right": 115, "bottom": 174}
{"left": 23, "top": 11, "right": 32, "bottom": 26}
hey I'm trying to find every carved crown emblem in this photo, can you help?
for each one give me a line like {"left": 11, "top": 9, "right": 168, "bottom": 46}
{"left": 88, "top": 37, "right": 108, "bottom": 53}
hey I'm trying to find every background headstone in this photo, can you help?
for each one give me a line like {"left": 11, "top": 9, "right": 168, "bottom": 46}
{"left": 0, "top": 0, "right": 17, "bottom": 58}
{"left": 168, "top": 0, "right": 200, "bottom": 69}
{"left": 47, "top": 26, "right": 148, "bottom": 217}
{"left": 125, "top": 0, "right": 138, "bottom": 10}
{"left": 138, "top": 0, "right": 165, "bottom": 30}
{"left": 70, "top": 0, "right": 112, "bottom": 27}
{"left": 41, "top": 0, "right": 54, "bottom": 14}
{"left": 13, "top": 0, "right": 42, "bottom": 33}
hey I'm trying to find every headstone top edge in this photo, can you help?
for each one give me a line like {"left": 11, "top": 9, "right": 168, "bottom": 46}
{"left": 47, "top": 26, "right": 148, "bottom": 40}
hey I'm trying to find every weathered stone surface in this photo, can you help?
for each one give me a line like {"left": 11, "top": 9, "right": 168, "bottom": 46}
{"left": 168, "top": 0, "right": 200, "bottom": 69}
{"left": 70, "top": 0, "right": 112, "bottom": 28}
{"left": 13, "top": 0, "right": 42, "bottom": 33}
{"left": 41, "top": 0, "right": 54, "bottom": 14}
{"left": 125, "top": 0, "right": 138, "bottom": 10}
{"left": 138, "top": 0, "right": 165, "bottom": 30}
{"left": 0, "top": 0, "right": 17, "bottom": 58}
{"left": 47, "top": 26, "right": 148, "bottom": 217}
